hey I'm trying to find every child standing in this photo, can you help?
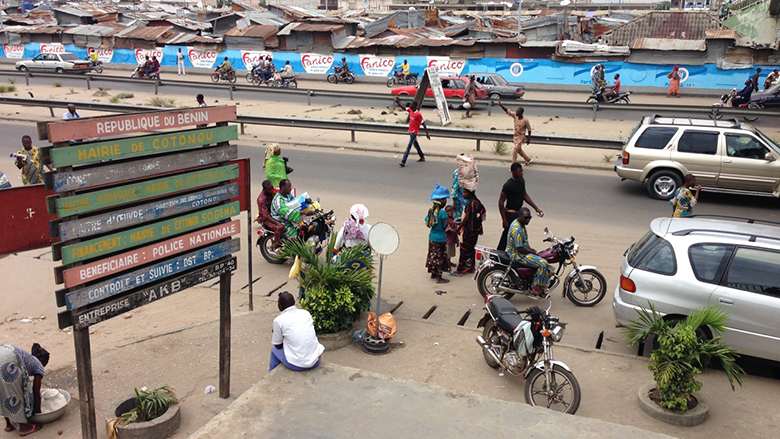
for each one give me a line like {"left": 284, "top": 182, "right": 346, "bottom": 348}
{"left": 670, "top": 174, "right": 701, "bottom": 218}
{"left": 444, "top": 206, "right": 459, "bottom": 267}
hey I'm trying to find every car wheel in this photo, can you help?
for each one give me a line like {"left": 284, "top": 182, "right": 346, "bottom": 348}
{"left": 55, "top": 67, "right": 64, "bottom": 74}
{"left": 645, "top": 170, "right": 682, "bottom": 200}
{"left": 489, "top": 93, "right": 501, "bottom": 101}
{"left": 18, "top": 65, "right": 28, "bottom": 72}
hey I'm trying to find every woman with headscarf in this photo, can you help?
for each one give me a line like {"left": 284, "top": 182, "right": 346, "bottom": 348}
{"left": 667, "top": 66, "right": 681, "bottom": 98}
{"left": 1, "top": 343, "right": 49, "bottom": 436}
{"left": 263, "top": 143, "right": 288, "bottom": 188}
{"left": 334, "top": 204, "right": 371, "bottom": 255}
{"left": 425, "top": 184, "right": 451, "bottom": 284}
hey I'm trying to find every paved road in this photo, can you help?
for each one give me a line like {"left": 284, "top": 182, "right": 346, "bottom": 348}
{"left": 11, "top": 71, "right": 780, "bottom": 130}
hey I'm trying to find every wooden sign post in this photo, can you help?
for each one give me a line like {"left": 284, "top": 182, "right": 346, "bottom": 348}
{"left": 44, "top": 106, "right": 242, "bottom": 439}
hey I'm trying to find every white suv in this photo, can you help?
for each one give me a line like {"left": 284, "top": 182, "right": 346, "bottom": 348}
{"left": 615, "top": 115, "right": 780, "bottom": 199}
{"left": 613, "top": 215, "right": 780, "bottom": 362}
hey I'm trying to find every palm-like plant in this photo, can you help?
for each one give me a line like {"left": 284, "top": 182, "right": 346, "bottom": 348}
{"left": 120, "top": 385, "right": 178, "bottom": 424}
{"left": 280, "top": 237, "right": 375, "bottom": 333}
{"left": 624, "top": 303, "right": 746, "bottom": 411}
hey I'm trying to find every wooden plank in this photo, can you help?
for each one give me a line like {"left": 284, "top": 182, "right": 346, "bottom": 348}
{"left": 56, "top": 183, "right": 238, "bottom": 241}
{"left": 73, "top": 328, "right": 98, "bottom": 439}
{"left": 48, "top": 144, "right": 238, "bottom": 192}
{"left": 54, "top": 164, "right": 239, "bottom": 217}
{"left": 62, "top": 220, "right": 240, "bottom": 288}
{"left": 60, "top": 239, "right": 239, "bottom": 310}
{"left": 48, "top": 126, "right": 238, "bottom": 168}
{"left": 219, "top": 271, "right": 231, "bottom": 398}
{"left": 45, "top": 105, "right": 237, "bottom": 143}
{"left": 59, "top": 256, "right": 237, "bottom": 329}
{"left": 60, "top": 201, "right": 239, "bottom": 266}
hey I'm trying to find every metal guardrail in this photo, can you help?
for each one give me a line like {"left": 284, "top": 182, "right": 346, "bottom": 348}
{"left": 1, "top": 68, "right": 771, "bottom": 121}
{"left": 0, "top": 96, "right": 625, "bottom": 150}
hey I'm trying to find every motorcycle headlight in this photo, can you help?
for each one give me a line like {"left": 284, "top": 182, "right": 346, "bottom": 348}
{"left": 570, "top": 244, "right": 579, "bottom": 257}
{"left": 551, "top": 325, "right": 564, "bottom": 342}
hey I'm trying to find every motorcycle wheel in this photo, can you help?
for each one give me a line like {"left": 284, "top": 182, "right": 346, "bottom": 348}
{"left": 327, "top": 74, "right": 337, "bottom": 84}
{"left": 586, "top": 97, "right": 596, "bottom": 103}
{"left": 524, "top": 364, "right": 581, "bottom": 414}
{"left": 289, "top": 80, "right": 298, "bottom": 89}
{"left": 345, "top": 75, "right": 355, "bottom": 84}
{"left": 257, "top": 234, "right": 286, "bottom": 264}
{"left": 565, "top": 268, "right": 607, "bottom": 307}
{"left": 386, "top": 77, "right": 396, "bottom": 87}
{"left": 408, "top": 76, "right": 417, "bottom": 85}
{"left": 245, "top": 72, "right": 254, "bottom": 83}
{"left": 480, "top": 321, "right": 501, "bottom": 369}
{"left": 211, "top": 73, "right": 220, "bottom": 83}
{"left": 130, "top": 72, "right": 138, "bottom": 78}
{"left": 228, "top": 72, "right": 237, "bottom": 83}
{"left": 95, "top": 65, "right": 103, "bottom": 74}
{"left": 617, "top": 96, "right": 630, "bottom": 104}
{"left": 476, "top": 267, "right": 514, "bottom": 300}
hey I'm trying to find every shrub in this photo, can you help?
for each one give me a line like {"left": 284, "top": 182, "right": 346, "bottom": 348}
{"left": 53, "top": 82, "right": 61, "bottom": 87}
{"left": 120, "top": 385, "right": 178, "bottom": 424}
{"left": 7, "top": 78, "right": 15, "bottom": 84}
{"left": 492, "top": 140, "right": 509, "bottom": 155}
{"left": 147, "top": 97, "right": 176, "bottom": 107}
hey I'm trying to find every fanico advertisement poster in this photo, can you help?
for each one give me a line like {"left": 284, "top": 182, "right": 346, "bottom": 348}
{"left": 134, "top": 48, "right": 164, "bottom": 64}
{"left": 301, "top": 53, "right": 334, "bottom": 74}
{"left": 3, "top": 44, "right": 24, "bottom": 59}
{"left": 426, "top": 57, "right": 466, "bottom": 76}
{"left": 188, "top": 48, "right": 218, "bottom": 69}
{"left": 91, "top": 48, "right": 114, "bottom": 63}
{"left": 40, "top": 44, "right": 65, "bottom": 54}
{"left": 359, "top": 54, "right": 395, "bottom": 77}
{"left": 240, "top": 51, "right": 273, "bottom": 70}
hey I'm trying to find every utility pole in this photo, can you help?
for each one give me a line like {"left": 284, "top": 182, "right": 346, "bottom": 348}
{"left": 517, "top": 0, "right": 522, "bottom": 36}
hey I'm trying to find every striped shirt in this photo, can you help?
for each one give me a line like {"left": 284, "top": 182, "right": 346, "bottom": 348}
{"left": 13, "top": 346, "right": 45, "bottom": 376}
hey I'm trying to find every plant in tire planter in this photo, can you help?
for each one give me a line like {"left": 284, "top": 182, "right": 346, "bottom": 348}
{"left": 107, "top": 385, "right": 179, "bottom": 439}
{"left": 281, "top": 238, "right": 374, "bottom": 333}
{"left": 623, "top": 304, "right": 745, "bottom": 411}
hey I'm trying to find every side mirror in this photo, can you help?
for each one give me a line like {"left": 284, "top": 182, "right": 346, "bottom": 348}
{"left": 765, "top": 153, "right": 776, "bottom": 162}
{"left": 543, "top": 227, "right": 549, "bottom": 235}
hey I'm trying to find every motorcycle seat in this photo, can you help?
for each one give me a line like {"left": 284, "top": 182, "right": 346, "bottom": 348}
{"left": 498, "top": 313, "right": 525, "bottom": 332}
{"left": 487, "top": 297, "right": 518, "bottom": 318}
{"left": 495, "top": 250, "right": 543, "bottom": 276}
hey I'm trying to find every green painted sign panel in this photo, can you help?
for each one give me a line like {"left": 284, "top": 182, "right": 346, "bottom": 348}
{"left": 49, "top": 125, "right": 238, "bottom": 168}
{"left": 54, "top": 164, "right": 239, "bottom": 217}
{"left": 61, "top": 201, "right": 240, "bottom": 265}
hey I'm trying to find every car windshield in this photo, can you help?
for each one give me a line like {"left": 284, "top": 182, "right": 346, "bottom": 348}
{"left": 754, "top": 129, "right": 780, "bottom": 154}
{"left": 60, "top": 54, "right": 79, "bottom": 61}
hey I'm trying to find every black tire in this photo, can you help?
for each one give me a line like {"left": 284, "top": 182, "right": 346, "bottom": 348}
{"left": 386, "top": 77, "right": 396, "bottom": 87}
{"left": 345, "top": 75, "right": 355, "bottom": 84}
{"left": 481, "top": 320, "right": 501, "bottom": 369}
{"left": 619, "top": 95, "right": 630, "bottom": 104}
{"left": 289, "top": 80, "right": 298, "bottom": 89}
{"left": 94, "top": 64, "right": 103, "bottom": 74}
{"left": 489, "top": 93, "right": 501, "bottom": 101}
{"left": 55, "top": 67, "right": 64, "bottom": 74}
{"left": 228, "top": 72, "right": 237, "bottom": 83}
{"left": 18, "top": 65, "right": 28, "bottom": 72}
{"left": 524, "top": 364, "right": 581, "bottom": 414}
{"left": 327, "top": 74, "right": 337, "bottom": 84}
{"left": 645, "top": 170, "right": 682, "bottom": 200}
{"left": 586, "top": 97, "right": 596, "bottom": 103}
{"left": 408, "top": 76, "right": 417, "bottom": 85}
{"left": 130, "top": 72, "right": 138, "bottom": 78}
{"left": 565, "top": 268, "right": 607, "bottom": 307}
{"left": 257, "top": 235, "right": 286, "bottom": 264}
{"left": 245, "top": 72, "right": 254, "bottom": 83}
{"left": 476, "top": 267, "right": 515, "bottom": 300}
{"left": 211, "top": 73, "right": 220, "bottom": 83}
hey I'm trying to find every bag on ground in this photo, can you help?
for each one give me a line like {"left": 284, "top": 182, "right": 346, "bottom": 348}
{"left": 366, "top": 312, "right": 396, "bottom": 340}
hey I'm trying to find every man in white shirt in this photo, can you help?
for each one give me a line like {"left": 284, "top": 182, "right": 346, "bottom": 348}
{"left": 177, "top": 48, "right": 185, "bottom": 75}
{"left": 270, "top": 291, "right": 324, "bottom": 372}
{"left": 62, "top": 104, "right": 81, "bottom": 120}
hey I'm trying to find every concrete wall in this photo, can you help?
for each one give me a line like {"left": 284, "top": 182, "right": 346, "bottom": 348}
{"left": 725, "top": 1, "right": 780, "bottom": 46}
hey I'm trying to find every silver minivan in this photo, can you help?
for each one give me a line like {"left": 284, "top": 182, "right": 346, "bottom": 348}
{"left": 613, "top": 215, "right": 780, "bottom": 362}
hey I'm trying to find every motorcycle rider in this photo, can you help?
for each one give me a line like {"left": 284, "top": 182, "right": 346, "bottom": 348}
{"left": 591, "top": 64, "right": 604, "bottom": 94}
{"left": 333, "top": 204, "right": 371, "bottom": 255}
{"left": 337, "top": 57, "right": 350, "bottom": 83}
{"left": 257, "top": 180, "right": 286, "bottom": 250}
{"left": 397, "top": 59, "right": 411, "bottom": 85}
{"left": 149, "top": 55, "right": 160, "bottom": 77}
{"left": 764, "top": 68, "right": 779, "bottom": 89}
{"left": 281, "top": 60, "right": 294, "bottom": 78}
{"left": 507, "top": 207, "right": 551, "bottom": 297}
{"left": 603, "top": 73, "right": 621, "bottom": 100}
{"left": 217, "top": 56, "right": 232, "bottom": 77}
{"left": 731, "top": 79, "right": 753, "bottom": 106}
{"left": 138, "top": 55, "right": 151, "bottom": 77}
{"left": 88, "top": 48, "right": 98, "bottom": 66}
{"left": 271, "top": 179, "right": 312, "bottom": 238}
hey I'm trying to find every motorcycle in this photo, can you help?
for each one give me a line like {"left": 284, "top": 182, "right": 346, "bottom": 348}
{"left": 84, "top": 55, "right": 103, "bottom": 74}
{"left": 256, "top": 196, "right": 335, "bottom": 264}
{"left": 327, "top": 66, "right": 355, "bottom": 84}
{"left": 130, "top": 63, "right": 159, "bottom": 79}
{"left": 474, "top": 227, "right": 607, "bottom": 307}
{"left": 476, "top": 297, "right": 581, "bottom": 414}
{"left": 586, "top": 87, "right": 631, "bottom": 104}
{"left": 211, "top": 68, "right": 237, "bottom": 83}
{"left": 273, "top": 73, "right": 298, "bottom": 89}
{"left": 386, "top": 70, "right": 418, "bottom": 87}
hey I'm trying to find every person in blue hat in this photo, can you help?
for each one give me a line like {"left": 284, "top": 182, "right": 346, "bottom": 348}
{"left": 425, "top": 184, "right": 451, "bottom": 283}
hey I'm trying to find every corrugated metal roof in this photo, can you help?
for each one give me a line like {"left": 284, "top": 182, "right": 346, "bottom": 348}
{"left": 631, "top": 38, "right": 706, "bottom": 51}
{"left": 224, "top": 24, "right": 278, "bottom": 39}
{"left": 51, "top": 7, "right": 94, "bottom": 18}
{"left": 277, "top": 22, "right": 343, "bottom": 35}
{"left": 388, "top": 26, "right": 448, "bottom": 39}
{"left": 113, "top": 25, "right": 172, "bottom": 41}
{"left": 10, "top": 25, "right": 62, "bottom": 34}
{"left": 602, "top": 11, "right": 731, "bottom": 46}
{"left": 63, "top": 24, "right": 120, "bottom": 37}
{"left": 705, "top": 29, "right": 737, "bottom": 39}
{"left": 336, "top": 34, "right": 476, "bottom": 49}
{"left": 267, "top": 4, "right": 325, "bottom": 19}
{"left": 157, "top": 32, "right": 220, "bottom": 45}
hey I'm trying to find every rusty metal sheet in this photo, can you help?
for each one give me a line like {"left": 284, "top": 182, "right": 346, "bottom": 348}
{"left": 0, "top": 184, "right": 58, "bottom": 255}
{"left": 631, "top": 37, "right": 706, "bottom": 51}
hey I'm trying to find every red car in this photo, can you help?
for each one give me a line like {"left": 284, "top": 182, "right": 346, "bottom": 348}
{"left": 391, "top": 75, "right": 487, "bottom": 100}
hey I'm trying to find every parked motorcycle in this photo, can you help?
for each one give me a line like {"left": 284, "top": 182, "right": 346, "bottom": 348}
{"left": 386, "top": 70, "right": 418, "bottom": 87}
{"left": 474, "top": 227, "right": 607, "bottom": 307}
{"left": 273, "top": 74, "right": 298, "bottom": 89}
{"left": 211, "top": 68, "right": 237, "bottom": 83}
{"left": 586, "top": 87, "right": 631, "bottom": 104}
{"left": 327, "top": 66, "right": 355, "bottom": 84}
{"left": 477, "top": 297, "right": 581, "bottom": 414}
{"left": 130, "top": 63, "right": 159, "bottom": 79}
{"left": 256, "top": 197, "right": 335, "bottom": 264}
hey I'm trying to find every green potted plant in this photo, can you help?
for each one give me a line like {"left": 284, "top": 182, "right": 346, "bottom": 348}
{"left": 624, "top": 304, "right": 746, "bottom": 425}
{"left": 106, "top": 385, "right": 180, "bottom": 439}
{"left": 281, "top": 238, "right": 375, "bottom": 336}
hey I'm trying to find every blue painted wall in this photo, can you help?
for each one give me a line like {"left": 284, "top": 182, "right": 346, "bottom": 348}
{"left": 4, "top": 43, "right": 758, "bottom": 90}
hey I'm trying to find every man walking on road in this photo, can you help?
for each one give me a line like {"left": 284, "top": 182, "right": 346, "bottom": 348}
{"left": 498, "top": 99, "right": 533, "bottom": 165}
{"left": 497, "top": 162, "right": 543, "bottom": 251}
{"left": 395, "top": 98, "right": 429, "bottom": 168}
{"left": 177, "top": 48, "right": 185, "bottom": 75}
{"left": 752, "top": 67, "right": 761, "bottom": 92}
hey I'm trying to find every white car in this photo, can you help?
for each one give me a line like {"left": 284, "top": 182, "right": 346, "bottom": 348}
{"left": 613, "top": 215, "right": 780, "bottom": 362}
{"left": 15, "top": 52, "right": 92, "bottom": 74}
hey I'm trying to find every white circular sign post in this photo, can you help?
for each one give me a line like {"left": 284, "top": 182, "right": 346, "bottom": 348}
{"left": 366, "top": 223, "right": 399, "bottom": 350}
